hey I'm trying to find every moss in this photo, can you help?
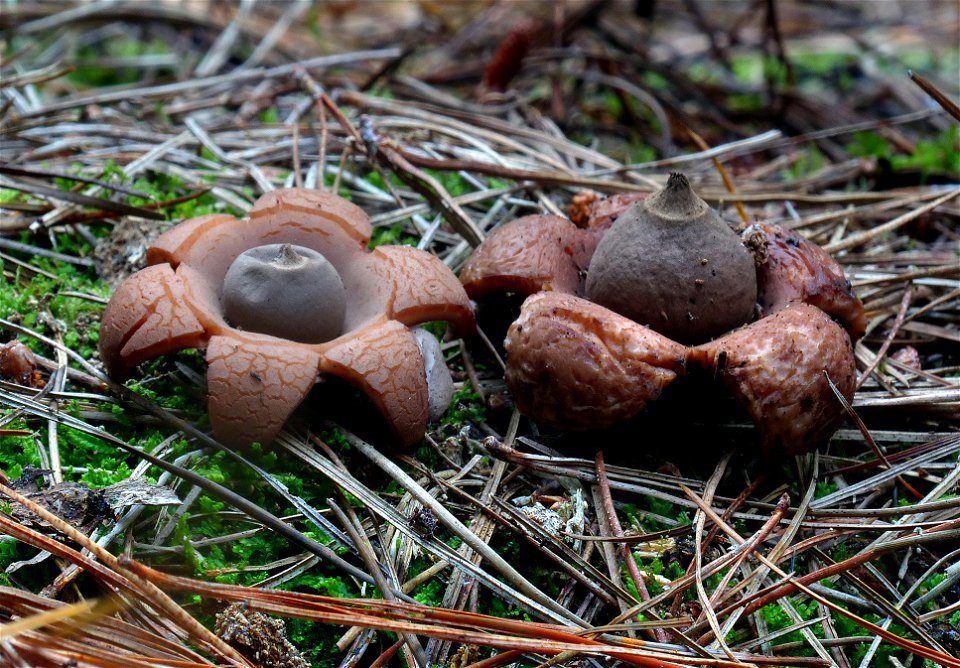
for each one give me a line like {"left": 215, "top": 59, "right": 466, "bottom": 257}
{"left": 848, "top": 127, "right": 960, "bottom": 177}
{"left": 67, "top": 38, "right": 174, "bottom": 88}
{"left": 0, "top": 432, "right": 41, "bottom": 481}
{"left": 440, "top": 381, "right": 486, "bottom": 431}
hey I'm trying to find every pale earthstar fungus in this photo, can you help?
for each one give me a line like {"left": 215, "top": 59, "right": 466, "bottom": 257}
{"left": 461, "top": 173, "right": 866, "bottom": 457}
{"left": 100, "top": 188, "right": 475, "bottom": 449}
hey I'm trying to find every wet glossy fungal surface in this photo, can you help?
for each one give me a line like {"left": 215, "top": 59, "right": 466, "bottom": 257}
{"left": 1, "top": 340, "right": 44, "bottom": 388}
{"left": 100, "top": 188, "right": 475, "bottom": 449}
{"left": 462, "top": 174, "right": 865, "bottom": 456}
{"left": 504, "top": 292, "right": 688, "bottom": 431}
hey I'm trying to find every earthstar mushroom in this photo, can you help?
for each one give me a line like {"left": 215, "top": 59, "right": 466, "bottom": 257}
{"left": 462, "top": 173, "right": 864, "bottom": 456}
{"left": 100, "top": 188, "right": 475, "bottom": 448}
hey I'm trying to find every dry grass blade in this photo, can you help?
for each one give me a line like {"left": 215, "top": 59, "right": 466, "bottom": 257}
{"left": 824, "top": 189, "right": 959, "bottom": 253}
{"left": 326, "top": 494, "right": 427, "bottom": 667}
{"left": 679, "top": 486, "right": 960, "bottom": 666}
{"left": 122, "top": 558, "right": 804, "bottom": 667}
{"left": 298, "top": 430, "right": 584, "bottom": 626}
{"left": 909, "top": 70, "right": 960, "bottom": 121}
{"left": 0, "top": 385, "right": 394, "bottom": 596}
{"left": 0, "top": 485, "right": 250, "bottom": 666}
{"left": 0, "top": 166, "right": 154, "bottom": 198}
{"left": 0, "top": 595, "right": 121, "bottom": 639}
{"left": 358, "top": 118, "right": 486, "bottom": 246}
{"left": 0, "top": 591, "right": 217, "bottom": 667}
{"left": 0, "top": 179, "right": 165, "bottom": 220}
{"left": 489, "top": 495, "right": 632, "bottom": 606}
{"left": 594, "top": 449, "right": 673, "bottom": 645}
{"left": 17, "top": 49, "right": 403, "bottom": 118}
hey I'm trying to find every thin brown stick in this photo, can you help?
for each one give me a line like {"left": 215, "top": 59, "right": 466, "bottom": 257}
{"left": 825, "top": 372, "right": 923, "bottom": 500}
{"left": 909, "top": 70, "right": 960, "bottom": 122}
{"left": 680, "top": 486, "right": 960, "bottom": 666}
{"left": 0, "top": 483, "right": 250, "bottom": 666}
{"left": 855, "top": 285, "right": 913, "bottom": 391}
{"left": 595, "top": 449, "right": 666, "bottom": 643}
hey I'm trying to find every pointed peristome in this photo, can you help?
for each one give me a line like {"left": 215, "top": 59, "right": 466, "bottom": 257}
{"left": 643, "top": 172, "right": 710, "bottom": 222}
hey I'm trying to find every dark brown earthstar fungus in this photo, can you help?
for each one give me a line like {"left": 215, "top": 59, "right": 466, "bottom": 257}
{"left": 462, "top": 173, "right": 866, "bottom": 457}
{"left": 99, "top": 188, "right": 475, "bottom": 449}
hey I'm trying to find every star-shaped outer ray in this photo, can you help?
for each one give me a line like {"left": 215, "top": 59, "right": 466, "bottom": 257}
{"left": 100, "top": 189, "right": 475, "bottom": 449}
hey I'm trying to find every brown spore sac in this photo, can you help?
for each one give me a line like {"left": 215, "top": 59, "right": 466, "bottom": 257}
{"left": 585, "top": 173, "right": 758, "bottom": 343}
{"left": 221, "top": 243, "right": 346, "bottom": 344}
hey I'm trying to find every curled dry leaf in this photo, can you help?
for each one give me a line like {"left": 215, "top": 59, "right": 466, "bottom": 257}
{"left": 481, "top": 18, "right": 537, "bottom": 93}
{"left": 890, "top": 345, "right": 922, "bottom": 370}
{"left": 569, "top": 190, "right": 648, "bottom": 229}
{"left": 5, "top": 470, "right": 180, "bottom": 535}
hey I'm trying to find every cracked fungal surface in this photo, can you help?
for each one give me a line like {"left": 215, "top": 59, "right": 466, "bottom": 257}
{"left": 462, "top": 174, "right": 865, "bottom": 457}
{"left": 100, "top": 188, "right": 475, "bottom": 449}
